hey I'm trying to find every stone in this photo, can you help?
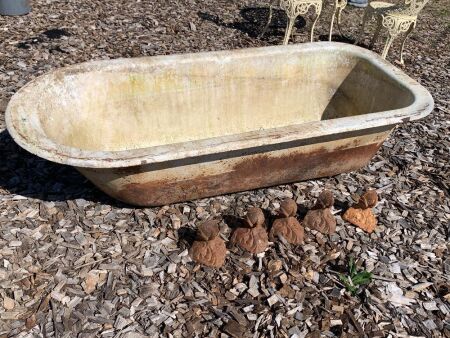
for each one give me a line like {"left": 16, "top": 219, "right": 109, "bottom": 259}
{"left": 270, "top": 217, "right": 304, "bottom": 245}
{"left": 189, "top": 220, "right": 227, "bottom": 268}
{"left": 343, "top": 207, "right": 377, "bottom": 233}
{"left": 269, "top": 199, "right": 304, "bottom": 244}
{"left": 303, "top": 190, "right": 336, "bottom": 234}
{"left": 343, "top": 190, "right": 378, "bottom": 233}
{"left": 230, "top": 207, "right": 268, "bottom": 254}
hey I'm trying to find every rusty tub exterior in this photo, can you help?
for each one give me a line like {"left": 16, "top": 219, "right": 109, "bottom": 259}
{"left": 6, "top": 42, "right": 434, "bottom": 206}
{"left": 77, "top": 129, "right": 390, "bottom": 206}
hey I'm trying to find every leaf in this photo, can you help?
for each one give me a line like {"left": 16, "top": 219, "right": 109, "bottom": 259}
{"left": 338, "top": 262, "right": 372, "bottom": 296}
{"left": 338, "top": 273, "right": 348, "bottom": 285}
{"left": 352, "top": 271, "right": 372, "bottom": 286}
{"left": 338, "top": 274, "right": 357, "bottom": 295}
{"left": 349, "top": 257, "right": 357, "bottom": 278}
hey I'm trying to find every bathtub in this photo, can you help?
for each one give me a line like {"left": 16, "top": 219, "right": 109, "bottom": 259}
{"left": 5, "top": 42, "right": 433, "bottom": 206}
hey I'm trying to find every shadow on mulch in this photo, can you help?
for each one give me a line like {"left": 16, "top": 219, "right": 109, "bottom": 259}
{"left": 297, "top": 203, "right": 309, "bottom": 219}
{"left": 0, "top": 129, "right": 124, "bottom": 206}
{"left": 199, "top": 6, "right": 362, "bottom": 45}
{"left": 224, "top": 205, "right": 311, "bottom": 233}
{"left": 17, "top": 28, "right": 70, "bottom": 49}
{"left": 177, "top": 226, "right": 197, "bottom": 249}
{"left": 334, "top": 198, "right": 351, "bottom": 211}
{"left": 198, "top": 7, "right": 306, "bottom": 39}
{"left": 223, "top": 214, "right": 247, "bottom": 229}
{"left": 319, "top": 33, "right": 356, "bottom": 44}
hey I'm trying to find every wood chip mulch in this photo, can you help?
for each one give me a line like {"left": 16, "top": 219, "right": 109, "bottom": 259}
{"left": 0, "top": 0, "right": 449, "bottom": 337}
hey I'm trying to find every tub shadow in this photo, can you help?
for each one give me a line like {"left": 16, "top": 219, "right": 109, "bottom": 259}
{"left": 198, "top": 7, "right": 306, "bottom": 39}
{"left": 0, "top": 129, "right": 124, "bottom": 206}
{"left": 319, "top": 33, "right": 356, "bottom": 44}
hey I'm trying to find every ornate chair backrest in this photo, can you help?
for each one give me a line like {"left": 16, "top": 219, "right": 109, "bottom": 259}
{"left": 402, "top": 0, "right": 430, "bottom": 16}
{"left": 279, "top": 0, "right": 322, "bottom": 17}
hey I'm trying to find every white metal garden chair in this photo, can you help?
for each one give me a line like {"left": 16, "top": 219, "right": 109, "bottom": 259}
{"left": 259, "top": 0, "right": 323, "bottom": 44}
{"left": 358, "top": 0, "right": 430, "bottom": 64}
{"left": 260, "top": 0, "right": 351, "bottom": 44}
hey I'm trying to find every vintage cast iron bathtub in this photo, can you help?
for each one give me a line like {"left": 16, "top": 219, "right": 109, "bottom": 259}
{"left": 6, "top": 42, "right": 433, "bottom": 206}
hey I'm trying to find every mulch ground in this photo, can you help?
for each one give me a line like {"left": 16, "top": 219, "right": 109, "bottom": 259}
{"left": 0, "top": 0, "right": 449, "bottom": 337}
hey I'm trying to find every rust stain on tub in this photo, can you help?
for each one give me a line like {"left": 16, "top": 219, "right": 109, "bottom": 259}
{"left": 113, "top": 143, "right": 381, "bottom": 206}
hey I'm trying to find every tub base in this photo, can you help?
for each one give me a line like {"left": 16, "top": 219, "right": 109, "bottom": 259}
{"left": 78, "top": 129, "right": 390, "bottom": 206}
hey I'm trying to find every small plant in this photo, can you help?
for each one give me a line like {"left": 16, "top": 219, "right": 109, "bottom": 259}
{"left": 338, "top": 257, "right": 372, "bottom": 296}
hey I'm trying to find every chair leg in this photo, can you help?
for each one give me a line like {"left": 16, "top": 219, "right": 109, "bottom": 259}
{"left": 357, "top": 8, "right": 371, "bottom": 44}
{"left": 259, "top": 4, "right": 274, "bottom": 38}
{"left": 399, "top": 23, "right": 414, "bottom": 65}
{"left": 310, "top": 9, "right": 321, "bottom": 42}
{"left": 329, "top": 9, "right": 337, "bottom": 41}
{"left": 336, "top": 7, "right": 345, "bottom": 38}
{"left": 369, "top": 16, "right": 382, "bottom": 50}
{"left": 283, "top": 16, "right": 296, "bottom": 45}
{"left": 381, "top": 33, "right": 395, "bottom": 59}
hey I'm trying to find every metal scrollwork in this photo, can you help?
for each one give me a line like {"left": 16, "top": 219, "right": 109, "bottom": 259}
{"left": 280, "top": 0, "right": 321, "bottom": 18}
{"left": 359, "top": 0, "right": 430, "bottom": 64}
{"left": 381, "top": 15, "right": 415, "bottom": 36}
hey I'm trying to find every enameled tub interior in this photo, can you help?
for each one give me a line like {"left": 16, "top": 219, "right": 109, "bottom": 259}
{"left": 28, "top": 50, "right": 414, "bottom": 152}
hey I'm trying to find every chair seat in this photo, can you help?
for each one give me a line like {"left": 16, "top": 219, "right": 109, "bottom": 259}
{"left": 371, "top": 2, "right": 418, "bottom": 19}
{"left": 369, "top": 1, "right": 396, "bottom": 9}
{"left": 385, "top": 11, "right": 417, "bottom": 19}
{"left": 369, "top": 2, "right": 416, "bottom": 19}
{"left": 289, "top": 0, "right": 322, "bottom": 3}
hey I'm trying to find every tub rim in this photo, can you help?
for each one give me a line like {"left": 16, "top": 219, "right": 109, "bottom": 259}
{"left": 5, "top": 42, "right": 434, "bottom": 169}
